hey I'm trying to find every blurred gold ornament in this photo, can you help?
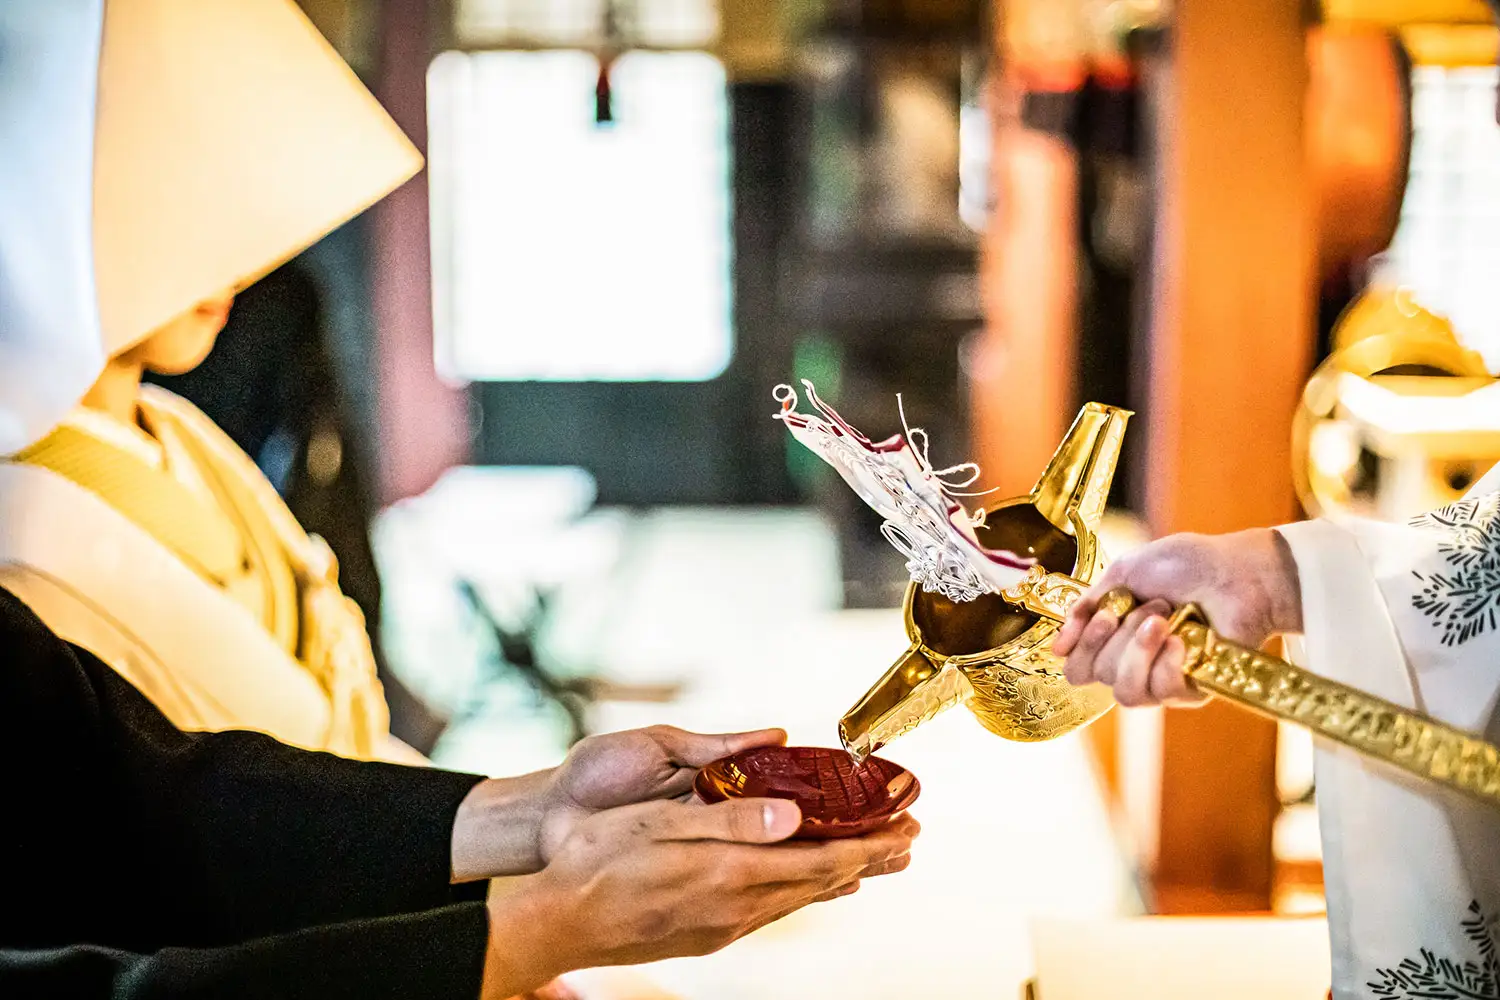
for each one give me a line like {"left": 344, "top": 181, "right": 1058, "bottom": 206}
{"left": 1292, "top": 287, "right": 1497, "bottom": 521}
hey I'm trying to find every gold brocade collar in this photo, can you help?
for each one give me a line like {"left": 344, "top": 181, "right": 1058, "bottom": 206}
{"left": 14, "top": 407, "right": 248, "bottom": 587}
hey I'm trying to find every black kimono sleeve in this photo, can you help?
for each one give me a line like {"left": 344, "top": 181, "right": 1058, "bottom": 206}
{"left": 0, "top": 587, "right": 491, "bottom": 997}
{"left": 2, "top": 904, "right": 487, "bottom": 1000}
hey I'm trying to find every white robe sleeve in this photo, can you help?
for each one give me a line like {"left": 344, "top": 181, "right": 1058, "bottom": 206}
{"left": 1274, "top": 463, "right": 1500, "bottom": 999}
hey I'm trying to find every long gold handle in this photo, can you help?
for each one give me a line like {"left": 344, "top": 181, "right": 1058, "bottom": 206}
{"left": 1000, "top": 567, "right": 1500, "bottom": 812}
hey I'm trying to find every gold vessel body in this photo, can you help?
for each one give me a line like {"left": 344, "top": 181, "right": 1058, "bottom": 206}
{"left": 840, "top": 403, "right": 1126, "bottom": 759}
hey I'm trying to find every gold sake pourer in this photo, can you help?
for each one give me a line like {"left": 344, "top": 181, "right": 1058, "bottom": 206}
{"left": 840, "top": 403, "right": 1500, "bottom": 813}
{"left": 840, "top": 403, "right": 1125, "bottom": 758}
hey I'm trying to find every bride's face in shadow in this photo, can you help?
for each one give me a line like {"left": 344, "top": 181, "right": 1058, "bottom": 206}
{"left": 118, "top": 287, "right": 237, "bottom": 375}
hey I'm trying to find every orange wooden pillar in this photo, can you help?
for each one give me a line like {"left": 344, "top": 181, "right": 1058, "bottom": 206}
{"left": 1141, "top": 0, "right": 1314, "bottom": 913}
{"left": 973, "top": 118, "right": 1080, "bottom": 498}
{"left": 971, "top": 5, "right": 1084, "bottom": 498}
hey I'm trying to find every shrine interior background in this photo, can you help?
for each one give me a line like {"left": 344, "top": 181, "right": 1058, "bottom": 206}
{"left": 157, "top": 0, "right": 1500, "bottom": 995}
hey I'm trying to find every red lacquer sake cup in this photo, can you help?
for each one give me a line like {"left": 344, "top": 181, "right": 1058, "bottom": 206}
{"left": 693, "top": 745, "right": 920, "bottom": 839}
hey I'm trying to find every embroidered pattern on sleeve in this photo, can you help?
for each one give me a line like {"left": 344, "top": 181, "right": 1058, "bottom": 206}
{"left": 1409, "top": 492, "right": 1500, "bottom": 647}
{"left": 1370, "top": 900, "right": 1500, "bottom": 999}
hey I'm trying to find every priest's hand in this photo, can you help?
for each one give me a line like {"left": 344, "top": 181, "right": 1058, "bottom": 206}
{"left": 1052, "top": 528, "right": 1303, "bottom": 707}
{"left": 537, "top": 725, "right": 788, "bottom": 864}
{"left": 478, "top": 798, "right": 919, "bottom": 996}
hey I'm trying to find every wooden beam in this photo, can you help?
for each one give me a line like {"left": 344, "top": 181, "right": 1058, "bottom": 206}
{"left": 1402, "top": 23, "right": 1500, "bottom": 65}
{"left": 1143, "top": 0, "right": 1314, "bottom": 913}
{"left": 1322, "top": 0, "right": 1492, "bottom": 25}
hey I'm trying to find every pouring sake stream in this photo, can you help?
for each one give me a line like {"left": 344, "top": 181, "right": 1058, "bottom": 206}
{"left": 773, "top": 383, "right": 1500, "bottom": 813}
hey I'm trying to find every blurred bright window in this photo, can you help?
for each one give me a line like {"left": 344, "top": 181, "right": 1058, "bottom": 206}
{"left": 428, "top": 43, "right": 732, "bottom": 381}
{"left": 1384, "top": 65, "right": 1500, "bottom": 372}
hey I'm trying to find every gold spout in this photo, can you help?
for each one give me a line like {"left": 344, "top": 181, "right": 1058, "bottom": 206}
{"left": 1029, "top": 402, "right": 1132, "bottom": 537}
{"left": 839, "top": 645, "right": 974, "bottom": 762}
